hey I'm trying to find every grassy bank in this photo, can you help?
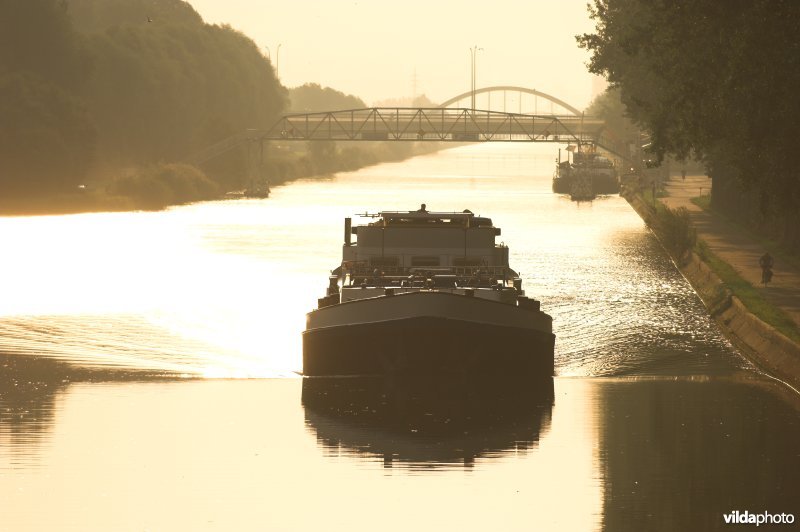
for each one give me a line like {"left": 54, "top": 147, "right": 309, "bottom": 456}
{"left": 691, "top": 196, "right": 800, "bottom": 272}
{"left": 694, "top": 241, "right": 800, "bottom": 343}
{"left": 630, "top": 191, "right": 800, "bottom": 343}
{"left": 0, "top": 141, "right": 450, "bottom": 216}
{"left": 0, "top": 163, "right": 220, "bottom": 215}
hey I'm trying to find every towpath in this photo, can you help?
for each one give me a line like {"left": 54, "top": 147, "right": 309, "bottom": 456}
{"left": 660, "top": 174, "right": 800, "bottom": 330}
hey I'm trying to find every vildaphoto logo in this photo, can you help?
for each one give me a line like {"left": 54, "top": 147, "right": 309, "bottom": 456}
{"left": 723, "top": 511, "right": 795, "bottom": 526}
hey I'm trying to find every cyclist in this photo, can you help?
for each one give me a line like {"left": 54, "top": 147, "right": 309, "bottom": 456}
{"left": 759, "top": 252, "right": 774, "bottom": 286}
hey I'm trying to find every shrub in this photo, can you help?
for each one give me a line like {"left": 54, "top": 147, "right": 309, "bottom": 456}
{"left": 656, "top": 206, "right": 696, "bottom": 260}
{"left": 107, "top": 163, "right": 219, "bottom": 209}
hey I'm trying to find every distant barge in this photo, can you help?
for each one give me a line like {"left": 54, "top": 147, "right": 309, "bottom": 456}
{"left": 553, "top": 148, "right": 620, "bottom": 200}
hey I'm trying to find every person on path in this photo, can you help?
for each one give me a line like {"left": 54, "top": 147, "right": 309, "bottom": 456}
{"left": 759, "top": 252, "right": 774, "bottom": 286}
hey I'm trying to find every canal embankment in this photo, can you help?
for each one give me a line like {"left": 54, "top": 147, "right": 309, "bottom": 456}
{"left": 623, "top": 184, "right": 800, "bottom": 391}
{"left": 0, "top": 142, "right": 450, "bottom": 216}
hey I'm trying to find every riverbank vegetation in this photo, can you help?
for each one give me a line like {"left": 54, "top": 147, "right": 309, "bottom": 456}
{"left": 691, "top": 196, "right": 800, "bottom": 273}
{"left": 289, "top": 83, "right": 367, "bottom": 113}
{"left": 0, "top": 0, "right": 441, "bottom": 215}
{"left": 0, "top": 0, "right": 283, "bottom": 212}
{"left": 584, "top": 87, "right": 638, "bottom": 151}
{"left": 629, "top": 192, "right": 800, "bottom": 345}
{"left": 579, "top": 1, "right": 800, "bottom": 254}
{"left": 695, "top": 241, "right": 800, "bottom": 344}
{"left": 634, "top": 196, "right": 696, "bottom": 262}
{"left": 654, "top": 205, "right": 696, "bottom": 260}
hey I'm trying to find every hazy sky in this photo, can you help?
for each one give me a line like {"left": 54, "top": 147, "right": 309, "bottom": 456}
{"left": 188, "top": 0, "right": 602, "bottom": 110}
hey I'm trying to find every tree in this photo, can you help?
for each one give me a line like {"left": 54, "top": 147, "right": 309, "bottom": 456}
{"left": 67, "top": 0, "right": 204, "bottom": 33}
{"left": 289, "top": 83, "right": 366, "bottom": 113}
{"left": 578, "top": 0, "right": 800, "bottom": 249}
{"left": 0, "top": 73, "right": 95, "bottom": 195}
{"left": 0, "top": 0, "right": 95, "bottom": 197}
{"left": 585, "top": 87, "right": 639, "bottom": 153}
{"left": 0, "top": 0, "right": 92, "bottom": 90}
{"left": 81, "top": 19, "right": 286, "bottom": 167}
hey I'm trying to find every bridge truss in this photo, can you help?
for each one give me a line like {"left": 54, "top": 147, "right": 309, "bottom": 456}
{"left": 260, "top": 107, "right": 604, "bottom": 144}
{"left": 186, "top": 105, "right": 629, "bottom": 166}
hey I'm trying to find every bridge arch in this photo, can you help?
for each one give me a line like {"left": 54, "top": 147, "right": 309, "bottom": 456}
{"left": 439, "top": 85, "right": 582, "bottom": 116}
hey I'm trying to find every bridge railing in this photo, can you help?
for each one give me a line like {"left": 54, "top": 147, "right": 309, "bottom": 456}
{"left": 182, "top": 108, "right": 633, "bottom": 166}
{"left": 258, "top": 107, "right": 605, "bottom": 144}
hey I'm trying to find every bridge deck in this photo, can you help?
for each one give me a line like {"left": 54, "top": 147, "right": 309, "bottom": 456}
{"left": 260, "top": 108, "right": 605, "bottom": 143}
{"left": 185, "top": 108, "right": 628, "bottom": 165}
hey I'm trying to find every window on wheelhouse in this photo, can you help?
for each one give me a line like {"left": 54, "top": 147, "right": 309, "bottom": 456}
{"left": 411, "top": 256, "right": 440, "bottom": 267}
{"left": 369, "top": 256, "right": 399, "bottom": 267}
{"left": 453, "top": 257, "right": 483, "bottom": 267}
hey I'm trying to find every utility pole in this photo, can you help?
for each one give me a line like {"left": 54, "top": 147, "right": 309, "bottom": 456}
{"left": 276, "top": 43, "right": 282, "bottom": 78}
{"left": 412, "top": 68, "right": 417, "bottom": 104}
{"left": 469, "top": 45, "right": 482, "bottom": 110}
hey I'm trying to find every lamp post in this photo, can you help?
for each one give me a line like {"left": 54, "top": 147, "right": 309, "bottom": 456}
{"left": 264, "top": 44, "right": 282, "bottom": 78}
{"left": 469, "top": 45, "right": 482, "bottom": 110}
{"left": 276, "top": 43, "right": 282, "bottom": 79}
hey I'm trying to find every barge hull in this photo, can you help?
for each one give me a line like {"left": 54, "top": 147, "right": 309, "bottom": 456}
{"left": 303, "top": 316, "right": 554, "bottom": 376}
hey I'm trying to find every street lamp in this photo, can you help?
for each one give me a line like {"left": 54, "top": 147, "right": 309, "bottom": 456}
{"left": 264, "top": 44, "right": 282, "bottom": 78}
{"left": 469, "top": 45, "right": 483, "bottom": 110}
{"left": 276, "top": 43, "right": 282, "bottom": 79}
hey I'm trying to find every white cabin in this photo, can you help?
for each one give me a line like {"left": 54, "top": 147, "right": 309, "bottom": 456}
{"left": 343, "top": 205, "right": 508, "bottom": 270}
{"left": 320, "top": 205, "right": 537, "bottom": 310}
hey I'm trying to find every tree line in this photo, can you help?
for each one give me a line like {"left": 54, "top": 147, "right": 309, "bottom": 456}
{"left": 0, "top": 0, "right": 426, "bottom": 212}
{"left": 0, "top": 0, "right": 289, "bottom": 207}
{"left": 0, "top": 0, "right": 445, "bottom": 212}
{"left": 578, "top": 0, "right": 800, "bottom": 252}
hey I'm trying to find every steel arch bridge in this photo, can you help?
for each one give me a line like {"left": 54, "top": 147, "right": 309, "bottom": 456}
{"left": 438, "top": 85, "right": 582, "bottom": 116}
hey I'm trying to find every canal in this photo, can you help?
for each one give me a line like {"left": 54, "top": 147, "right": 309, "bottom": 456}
{"left": 1, "top": 143, "right": 798, "bottom": 531}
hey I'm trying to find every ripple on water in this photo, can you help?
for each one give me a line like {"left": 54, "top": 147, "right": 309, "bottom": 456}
{"left": 0, "top": 144, "right": 747, "bottom": 379}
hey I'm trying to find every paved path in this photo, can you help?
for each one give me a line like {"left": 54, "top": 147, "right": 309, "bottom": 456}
{"left": 660, "top": 174, "right": 800, "bottom": 329}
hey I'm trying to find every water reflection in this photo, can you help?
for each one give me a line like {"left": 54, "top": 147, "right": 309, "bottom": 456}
{"left": 2, "top": 374, "right": 797, "bottom": 531}
{"left": 0, "top": 352, "right": 189, "bottom": 469}
{"left": 0, "top": 355, "right": 65, "bottom": 468}
{"left": 597, "top": 378, "right": 800, "bottom": 531}
{"left": 302, "top": 375, "right": 554, "bottom": 470}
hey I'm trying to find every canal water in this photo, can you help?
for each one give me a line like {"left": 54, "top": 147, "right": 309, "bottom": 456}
{"left": 1, "top": 144, "right": 798, "bottom": 531}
